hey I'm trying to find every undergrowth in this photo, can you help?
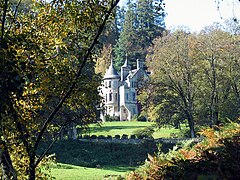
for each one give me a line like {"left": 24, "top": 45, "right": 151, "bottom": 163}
{"left": 127, "top": 121, "right": 240, "bottom": 179}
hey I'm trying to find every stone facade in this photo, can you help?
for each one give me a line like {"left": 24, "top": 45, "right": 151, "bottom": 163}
{"left": 100, "top": 58, "right": 148, "bottom": 121}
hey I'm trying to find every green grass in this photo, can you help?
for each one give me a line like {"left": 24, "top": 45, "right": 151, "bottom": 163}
{"left": 82, "top": 121, "right": 184, "bottom": 138}
{"left": 51, "top": 163, "right": 132, "bottom": 180}
{"left": 45, "top": 121, "right": 186, "bottom": 179}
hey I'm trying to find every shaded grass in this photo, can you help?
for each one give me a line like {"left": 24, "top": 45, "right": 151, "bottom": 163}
{"left": 38, "top": 140, "right": 167, "bottom": 168}
{"left": 43, "top": 122, "right": 185, "bottom": 179}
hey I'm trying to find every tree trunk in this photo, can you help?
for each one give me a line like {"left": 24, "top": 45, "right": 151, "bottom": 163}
{"left": 0, "top": 140, "right": 17, "bottom": 180}
{"left": 72, "top": 124, "right": 77, "bottom": 140}
{"left": 28, "top": 153, "right": 35, "bottom": 180}
{"left": 187, "top": 114, "right": 195, "bottom": 138}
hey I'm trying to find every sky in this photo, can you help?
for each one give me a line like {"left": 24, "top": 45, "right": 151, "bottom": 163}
{"left": 119, "top": 0, "right": 240, "bottom": 32}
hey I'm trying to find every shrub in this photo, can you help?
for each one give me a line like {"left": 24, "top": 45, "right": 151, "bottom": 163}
{"left": 83, "top": 135, "right": 90, "bottom": 139}
{"left": 133, "top": 126, "right": 154, "bottom": 139}
{"left": 107, "top": 135, "right": 112, "bottom": 139}
{"left": 122, "top": 134, "right": 128, "bottom": 139}
{"left": 131, "top": 114, "right": 138, "bottom": 121}
{"left": 131, "top": 115, "right": 147, "bottom": 122}
{"left": 130, "top": 135, "right": 136, "bottom": 139}
{"left": 90, "top": 135, "right": 97, "bottom": 139}
{"left": 114, "top": 135, "right": 120, "bottom": 139}
{"left": 98, "top": 135, "right": 105, "bottom": 139}
{"left": 105, "top": 115, "right": 120, "bottom": 122}
{"left": 137, "top": 116, "right": 147, "bottom": 122}
{"left": 127, "top": 122, "right": 240, "bottom": 180}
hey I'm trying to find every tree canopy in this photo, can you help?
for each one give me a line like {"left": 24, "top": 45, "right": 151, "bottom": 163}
{"left": 0, "top": 0, "right": 120, "bottom": 179}
{"left": 139, "top": 20, "right": 240, "bottom": 137}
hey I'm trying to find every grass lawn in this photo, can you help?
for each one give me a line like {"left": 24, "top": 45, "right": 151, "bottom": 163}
{"left": 81, "top": 121, "right": 185, "bottom": 138}
{"left": 51, "top": 163, "right": 132, "bottom": 180}
{"left": 47, "top": 122, "right": 186, "bottom": 179}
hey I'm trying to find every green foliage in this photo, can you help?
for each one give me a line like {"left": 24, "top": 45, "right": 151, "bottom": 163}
{"left": 113, "top": 0, "right": 166, "bottom": 70}
{"left": 141, "top": 25, "right": 240, "bottom": 137}
{"left": 95, "top": 44, "right": 112, "bottom": 76}
{"left": 127, "top": 121, "right": 240, "bottom": 179}
{"left": 133, "top": 126, "right": 155, "bottom": 139}
{"left": 105, "top": 115, "right": 120, "bottom": 122}
{"left": 131, "top": 115, "right": 147, "bottom": 122}
{"left": 0, "top": 0, "right": 120, "bottom": 178}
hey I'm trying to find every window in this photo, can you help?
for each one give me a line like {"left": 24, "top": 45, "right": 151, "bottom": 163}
{"left": 105, "top": 82, "right": 107, "bottom": 88}
{"left": 131, "top": 81, "right": 137, "bottom": 88}
{"left": 115, "top": 93, "right": 118, "bottom": 101}
{"left": 109, "top": 93, "right": 112, "bottom": 101}
{"left": 109, "top": 81, "right": 111, "bottom": 88}
{"left": 105, "top": 94, "right": 107, "bottom": 102}
{"left": 132, "top": 92, "right": 136, "bottom": 101}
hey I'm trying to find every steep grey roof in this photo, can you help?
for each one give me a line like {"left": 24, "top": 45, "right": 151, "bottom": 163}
{"left": 127, "top": 69, "right": 138, "bottom": 79}
{"left": 104, "top": 60, "right": 120, "bottom": 79}
{"left": 127, "top": 68, "right": 149, "bottom": 79}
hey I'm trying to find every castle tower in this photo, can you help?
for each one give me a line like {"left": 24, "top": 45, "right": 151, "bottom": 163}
{"left": 103, "top": 60, "right": 120, "bottom": 118}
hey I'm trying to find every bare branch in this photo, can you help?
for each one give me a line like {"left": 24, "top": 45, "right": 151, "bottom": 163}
{"left": 8, "top": 0, "right": 22, "bottom": 31}
{"left": 35, "top": 125, "right": 64, "bottom": 167}
{"left": 1, "top": 0, "right": 8, "bottom": 40}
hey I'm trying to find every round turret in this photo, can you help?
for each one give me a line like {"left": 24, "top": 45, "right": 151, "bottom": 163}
{"left": 104, "top": 60, "right": 120, "bottom": 80}
{"left": 102, "top": 60, "right": 120, "bottom": 118}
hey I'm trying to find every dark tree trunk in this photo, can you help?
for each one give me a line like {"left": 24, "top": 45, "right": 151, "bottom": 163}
{"left": 0, "top": 140, "right": 17, "bottom": 180}
{"left": 28, "top": 153, "right": 36, "bottom": 180}
{"left": 186, "top": 112, "right": 195, "bottom": 138}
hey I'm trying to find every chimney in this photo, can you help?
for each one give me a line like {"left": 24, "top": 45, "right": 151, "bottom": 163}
{"left": 137, "top": 59, "right": 143, "bottom": 69}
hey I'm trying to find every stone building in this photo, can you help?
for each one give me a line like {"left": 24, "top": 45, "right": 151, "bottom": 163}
{"left": 100, "top": 57, "right": 148, "bottom": 121}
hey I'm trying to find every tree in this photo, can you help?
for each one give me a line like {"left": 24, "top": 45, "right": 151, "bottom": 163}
{"left": 0, "top": 0, "right": 120, "bottom": 179}
{"left": 136, "top": 0, "right": 165, "bottom": 50}
{"left": 195, "top": 26, "right": 240, "bottom": 126}
{"left": 114, "top": 1, "right": 139, "bottom": 70}
{"left": 144, "top": 30, "right": 199, "bottom": 138}
{"left": 142, "top": 25, "right": 240, "bottom": 138}
{"left": 95, "top": 44, "right": 112, "bottom": 75}
{"left": 114, "top": 0, "right": 166, "bottom": 70}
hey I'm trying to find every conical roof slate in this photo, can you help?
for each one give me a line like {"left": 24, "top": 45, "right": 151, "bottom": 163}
{"left": 104, "top": 60, "right": 120, "bottom": 79}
